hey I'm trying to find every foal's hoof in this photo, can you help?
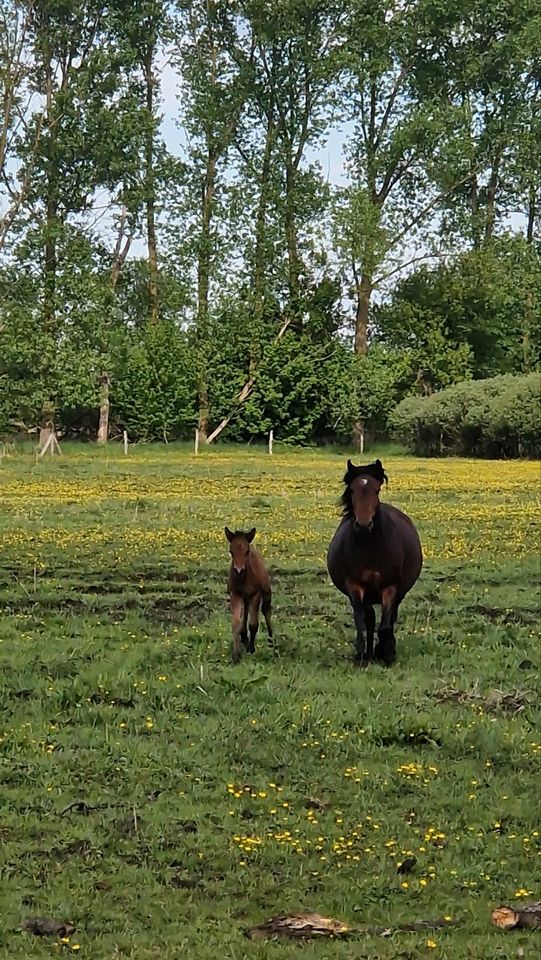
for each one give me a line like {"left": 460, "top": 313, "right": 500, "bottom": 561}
{"left": 246, "top": 643, "right": 256, "bottom": 654}
{"left": 231, "top": 650, "right": 242, "bottom": 664}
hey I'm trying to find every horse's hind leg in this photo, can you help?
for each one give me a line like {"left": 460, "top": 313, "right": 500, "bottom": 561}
{"left": 247, "top": 594, "right": 260, "bottom": 653}
{"left": 262, "top": 590, "right": 273, "bottom": 646}
{"left": 375, "top": 586, "right": 398, "bottom": 666}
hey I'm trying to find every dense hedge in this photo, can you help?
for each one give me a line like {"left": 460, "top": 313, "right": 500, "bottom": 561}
{"left": 390, "top": 373, "right": 541, "bottom": 458}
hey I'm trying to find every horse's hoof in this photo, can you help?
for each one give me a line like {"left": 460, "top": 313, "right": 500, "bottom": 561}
{"left": 353, "top": 656, "right": 371, "bottom": 669}
{"left": 231, "top": 651, "right": 242, "bottom": 664}
{"left": 374, "top": 643, "right": 395, "bottom": 666}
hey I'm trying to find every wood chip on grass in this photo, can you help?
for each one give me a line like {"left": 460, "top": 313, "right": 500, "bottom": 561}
{"left": 245, "top": 912, "right": 460, "bottom": 941}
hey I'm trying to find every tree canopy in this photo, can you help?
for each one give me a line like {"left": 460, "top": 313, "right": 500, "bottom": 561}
{"left": 0, "top": 0, "right": 539, "bottom": 449}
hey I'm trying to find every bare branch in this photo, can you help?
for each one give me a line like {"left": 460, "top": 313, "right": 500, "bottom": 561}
{"left": 373, "top": 64, "right": 410, "bottom": 153}
{"left": 375, "top": 250, "right": 452, "bottom": 285}
{"left": 385, "top": 171, "right": 478, "bottom": 255}
{"left": 206, "top": 312, "right": 295, "bottom": 444}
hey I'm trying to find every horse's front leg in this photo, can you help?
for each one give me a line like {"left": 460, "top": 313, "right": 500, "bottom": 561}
{"left": 230, "top": 594, "right": 244, "bottom": 664}
{"left": 365, "top": 602, "right": 375, "bottom": 661}
{"left": 347, "top": 581, "right": 370, "bottom": 666}
{"left": 375, "top": 586, "right": 399, "bottom": 666}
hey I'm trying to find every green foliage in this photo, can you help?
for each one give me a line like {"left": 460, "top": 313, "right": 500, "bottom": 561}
{"left": 377, "top": 237, "right": 541, "bottom": 388}
{"left": 391, "top": 373, "right": 541, "bottom": 458}
{"left": 112, "top": 321, "right": 197, "bottom": 440}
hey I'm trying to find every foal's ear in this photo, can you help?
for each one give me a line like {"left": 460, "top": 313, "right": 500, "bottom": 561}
{"left": 224, "top": 526, "right": 234, "bottom": 542}
{"left": 246, "top": 527, "right": 256, "bottom": 543}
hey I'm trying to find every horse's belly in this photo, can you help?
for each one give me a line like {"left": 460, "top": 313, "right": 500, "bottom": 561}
{"left": 327, "top": 527, "right": 350, "bottom": 595}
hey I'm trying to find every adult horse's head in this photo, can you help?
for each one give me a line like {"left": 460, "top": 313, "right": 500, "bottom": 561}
{"left": 225, "top": 526, "right": 256, "bottom": 573}
{"left": 341, "top": 459, "right": 387, "bottom": 532}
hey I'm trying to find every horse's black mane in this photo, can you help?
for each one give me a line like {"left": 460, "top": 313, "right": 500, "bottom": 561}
{"left": 339, "top": 460, "right": 388, "bottom": 518}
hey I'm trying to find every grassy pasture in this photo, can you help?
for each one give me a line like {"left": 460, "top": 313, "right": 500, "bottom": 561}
{"left": 0, "top": 443, "right": 539, "bottom": 959}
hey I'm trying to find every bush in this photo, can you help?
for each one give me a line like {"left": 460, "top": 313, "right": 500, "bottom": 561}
{"left": 112, "top": 322, "right": 197, "bottom": 441}
{"left": 390, "top": 373, "right": 541, "bottom": 458}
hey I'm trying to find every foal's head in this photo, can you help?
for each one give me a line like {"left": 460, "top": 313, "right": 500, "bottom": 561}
{"left": 341, "top": 459, "right": 387, "bottom": 531}
{"left": 225, "top": 526, "right": 256, "bottom": 573}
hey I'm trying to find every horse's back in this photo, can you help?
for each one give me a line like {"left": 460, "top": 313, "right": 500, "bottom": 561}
{"left": 253, "top": 548, "right": 271, "bottom": 592}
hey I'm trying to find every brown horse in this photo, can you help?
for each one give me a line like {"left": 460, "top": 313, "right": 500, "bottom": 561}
{"left": 327, "top": 459, "right": 422, "bottom": 666}
{"left": 225, "top": 527, "right": 273, "bottom": 663}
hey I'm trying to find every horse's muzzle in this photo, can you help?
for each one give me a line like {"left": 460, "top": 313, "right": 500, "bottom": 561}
{"left": 234, "top": 565, "right": 245, "bottom": 574}
{"left": 354, "top": 519, "right": 374, "bottom": 534}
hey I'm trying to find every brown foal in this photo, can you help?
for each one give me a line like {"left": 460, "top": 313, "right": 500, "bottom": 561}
{"left": 225, "top": 527, "right": 273, "bottom": 663}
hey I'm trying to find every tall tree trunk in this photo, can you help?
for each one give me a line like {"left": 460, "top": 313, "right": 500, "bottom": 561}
{"left": 484, "top": 154, "right": 500, "bottom": 242}
{"left": 98, "top": 208, "right": 132, "bottom": 446}
{"left": 196, "top": 148, "right": 217, "bottom": 441}
{"left": 354, "top": 272, "right": 372, "bottom": 355}
{"left": 352, "top": 271, "right": 372, "bottom": 453}
{"left": 253, "top": 112, "right": 274, "bottom": 311}
{"left": 44, "top": 197, "right": 57, "bottom": 330}
{"left": 470, "top": 173, "right": 481, "bottom": 250}
{"left": 285, "top": 160, "right": 300, "bottom": 301}
{"left": 43, "top": 18, "right": 56, "bottom": 332}
{"left": 198, "top": 148, "right": 216, "bottom": 321}
{"left": 41, "top": 15, "right": 57, "bottom": 428}
{"left": 143, "top": 41, "right": 158, "bottom": 324}
{"left": 526, "top": 184, "right": 536, "bottom": 244}
{"left": 522, "top": 290, "right": 533, "bottom": 372}
{"left": 97, "top": 373, "right": 110, "bottom": 444}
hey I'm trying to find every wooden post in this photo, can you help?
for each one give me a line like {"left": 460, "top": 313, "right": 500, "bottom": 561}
{"left": 123, "top": 430, "right": 128, "bottom": 455}
{"left": 268, "top": 429, "right": 274, "bottom": 455}
{"left": 39, "top": 429, "right": 62, "bottom": 458}
{"left": 194, "top": 428, "right": 199, "bottom": 454}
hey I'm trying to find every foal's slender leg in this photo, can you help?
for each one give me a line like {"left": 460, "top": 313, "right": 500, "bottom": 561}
{"left": 247, "top": 593, "right": 260, "bottom": 653}
{"left": 375, "top": 586, "right": 399, "bottom": 666}
{"left": 261, "top": 590, "right": 273, "bottom": 645}
{"left": 347, "top": 581, "right": 369, "bottom": 665}
{"left": 240, "top": 600, "right": 249, "bottom": 647}
{"left": 230, "top": 594, "right": 244, "bottom": 664}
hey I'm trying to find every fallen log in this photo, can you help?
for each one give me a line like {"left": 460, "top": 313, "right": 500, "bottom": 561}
{"left": 491, "top": 902, "right": 541, "bottom": 930}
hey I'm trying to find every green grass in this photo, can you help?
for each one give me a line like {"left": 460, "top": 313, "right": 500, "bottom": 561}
{"left": 0, "top": 443, "right": 539, "bottom": 959}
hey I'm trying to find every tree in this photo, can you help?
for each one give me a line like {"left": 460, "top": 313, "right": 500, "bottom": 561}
{"left": 418, "top": 0, "right": 541, "bottom": 248}
{"left": 336, "top": 0, "right": 463, "bottom": 360}
{"left": 174, "top": 0, "right": 256, "bottom": 439}
{"left": 0, "top": 0, "right": 44, "bottom": 249}
{"left": 375, "top": 236, "right": 541, "bottom": 390}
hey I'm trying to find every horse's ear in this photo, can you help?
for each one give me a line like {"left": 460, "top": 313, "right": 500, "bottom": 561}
{"left": 375, "top": 459, "right": 388, "bottom": 484}
{"left": 246, "top": 527, "right": 256, "bottom": 543}
{"left": 345, "top": 459, "right": 355, "bottom": 481}
{"left": 224, "top": 526, "right": 234, "bottom": 542}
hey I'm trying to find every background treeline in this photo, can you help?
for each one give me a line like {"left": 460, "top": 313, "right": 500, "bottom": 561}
{"left": 0, "top": 0, "right": 540, "bottom": 453}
